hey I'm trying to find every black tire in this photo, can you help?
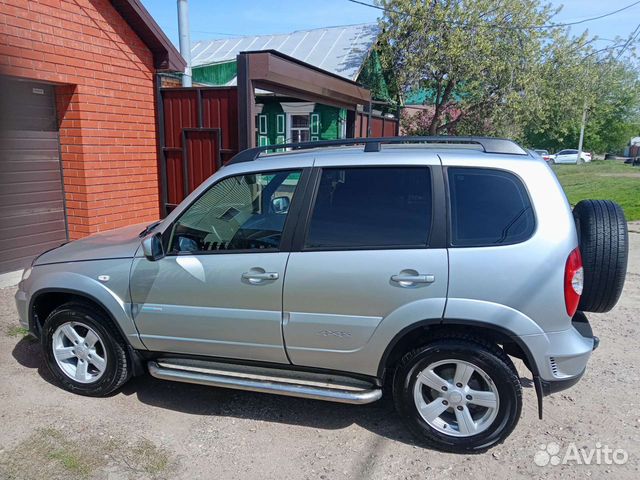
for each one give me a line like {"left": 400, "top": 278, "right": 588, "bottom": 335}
{"left": 573, "top": 200, "right": 628, "bottom": 313}
{"left": 41, "top": 302, "right": 131, "bottom": 396}
{"left": 393, "top": 338, "right": 522, "bottom": 453}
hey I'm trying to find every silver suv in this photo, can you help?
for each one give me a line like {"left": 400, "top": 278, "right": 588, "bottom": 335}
{"left": 14, "top": 137, "right": 628, "bottom": 452}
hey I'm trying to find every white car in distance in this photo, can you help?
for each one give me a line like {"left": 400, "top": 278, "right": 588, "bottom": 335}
{"left": 553, "top": 149, "right": 592, "bottom": 164}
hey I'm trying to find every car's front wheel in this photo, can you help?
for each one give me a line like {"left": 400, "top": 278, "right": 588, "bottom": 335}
{"left": 393, "top": 338, "right": 522, "bottom": 453}
{"left": 42, "top": 303, "right": 131, "bottom": 396}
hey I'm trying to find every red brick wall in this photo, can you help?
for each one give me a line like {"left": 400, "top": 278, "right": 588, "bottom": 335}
{"left": 0, "top": 0, "right": 160, "bottom": 239}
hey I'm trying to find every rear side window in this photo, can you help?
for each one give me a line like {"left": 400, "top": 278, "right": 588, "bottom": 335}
{"left": 305, "top": 167, "right": 432, "bottom": 249}
{"left": 448, "top": 168, "right": 535, "bottom": 246}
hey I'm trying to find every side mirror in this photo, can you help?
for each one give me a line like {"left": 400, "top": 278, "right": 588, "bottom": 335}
{"left": 141, "top": 233, "right": 165, "bottom": 261}
{"left": 271, "top": 196, "right": 290, "bottom": 214}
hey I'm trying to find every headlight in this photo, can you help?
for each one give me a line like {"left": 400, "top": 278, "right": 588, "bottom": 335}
{"left": 22, "top": 267, "right": 32, "bottom": 281}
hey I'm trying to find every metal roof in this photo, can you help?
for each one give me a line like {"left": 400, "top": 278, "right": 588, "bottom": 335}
{"left": 191, "top": 23, "right": 379, "bottom": 81}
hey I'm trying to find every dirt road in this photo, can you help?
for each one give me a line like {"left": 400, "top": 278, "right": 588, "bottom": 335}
{"left": 1, "top": 225, "right": 638, "bottom": 479}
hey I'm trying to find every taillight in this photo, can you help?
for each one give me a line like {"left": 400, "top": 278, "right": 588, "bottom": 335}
{"left": 564, "top": 247, "right": 583, "bottom": 316}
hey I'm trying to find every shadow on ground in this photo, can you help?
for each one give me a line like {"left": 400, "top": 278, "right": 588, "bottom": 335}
{"left": 12, "top": 337, "right": 422, "bottom": 448}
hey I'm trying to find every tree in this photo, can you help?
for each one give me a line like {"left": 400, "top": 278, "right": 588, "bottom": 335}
{"left": 377, "top": 0, "right": 640, "bottom": 153}
{"left": 377, "top": 0, "right": 559, "bottom": 135}
{"left": 522, "top": 53, "right": 640, "bottom": 153}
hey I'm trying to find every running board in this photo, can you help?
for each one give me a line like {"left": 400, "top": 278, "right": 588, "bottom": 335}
{"left": 147, "top": 358, "right": 382, "bottom": 405}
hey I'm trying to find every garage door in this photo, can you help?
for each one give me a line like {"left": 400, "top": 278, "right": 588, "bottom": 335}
{"left": 0, "top": 78, "right": 68, "bottom": 274}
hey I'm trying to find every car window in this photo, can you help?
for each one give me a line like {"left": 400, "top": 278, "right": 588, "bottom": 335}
{"left": 169, "top": 170, "right": 301, "bottom": 253}
{"left": 448, "top": 168, "right": 535, "bottom": 247}
{"left": 305, "top": 167, "right": 432, "bottom": 249}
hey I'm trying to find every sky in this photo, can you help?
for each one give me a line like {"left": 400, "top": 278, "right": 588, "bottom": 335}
{"left": 140, "top": 0, "right": 640, "bottom": 55}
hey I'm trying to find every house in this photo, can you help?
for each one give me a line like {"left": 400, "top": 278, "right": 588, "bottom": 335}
{"left": 188, "top": 24, "right": 393, "bottom": 146}
{"left": 626, "top": 136, "right": 640, "bottom": 157}
{"left": 0, "top": 6, "right": 398, "bottom": 280}
{"left": 0, "top": 0, "right": 185, "bottom": 276}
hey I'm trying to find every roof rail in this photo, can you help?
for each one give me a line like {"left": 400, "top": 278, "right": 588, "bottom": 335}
{"left": 227, "top": 136, "right": 528, "bottom": 165}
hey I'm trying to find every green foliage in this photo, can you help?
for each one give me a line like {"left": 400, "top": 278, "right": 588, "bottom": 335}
{"left": 377, "top": 0, "right": 640, "bottom": 152}
{"left": 522, "top": 43, "right": 640, "bottom": 154}
{"left": 357, "top": 50, "right": 394, "bottom": 102}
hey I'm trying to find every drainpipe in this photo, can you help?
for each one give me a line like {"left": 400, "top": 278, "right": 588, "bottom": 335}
{"left": 177, "top": 0, "right": 192, "bottom": 87}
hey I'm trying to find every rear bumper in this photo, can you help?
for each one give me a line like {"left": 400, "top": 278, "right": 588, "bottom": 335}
{"left": 540, "top": 369, "right": 585, "bottom": 395}
{"left": 518, "top": 312, "right": 597, "bottom": 390}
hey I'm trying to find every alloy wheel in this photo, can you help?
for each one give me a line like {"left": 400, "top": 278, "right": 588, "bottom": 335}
{"left": 51, "top": 321, "right": 107, "bottom": 384}
{"left": 413, "top": 359, "right": 499, "bottom": 437}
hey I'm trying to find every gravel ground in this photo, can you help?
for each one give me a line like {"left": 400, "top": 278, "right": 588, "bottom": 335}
{"left": 0, "top": 225, "right": 638, "bottom": 479}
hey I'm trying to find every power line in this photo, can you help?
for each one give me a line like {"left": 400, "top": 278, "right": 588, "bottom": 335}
{"left": 615, "top": 22, "right": 640, "bottom": 60}
{"left": 347, "top": 0, "right": 640, "bottom": 31}
{"left": 549, "top": 1, "right": 640, "bottom": 28}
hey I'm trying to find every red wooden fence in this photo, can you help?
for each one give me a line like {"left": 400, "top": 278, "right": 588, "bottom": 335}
{"left": 354, "top": 111, "right": 399, "bottom": 138}
{"left": 158, "top": 87, "right": 398, "bottom": 216}
{"left": 159, "top": 87, "right": 238, "bottom": 214}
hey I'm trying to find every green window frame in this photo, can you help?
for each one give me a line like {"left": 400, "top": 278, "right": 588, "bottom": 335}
{"left": 276, "top": 114, "right": 285, "bottom": 135}
{"left": 310, "top": 113, "right": 320, "bottom": 135}
{"left": 258, "top": 114, "right": 268, "bottom": 135}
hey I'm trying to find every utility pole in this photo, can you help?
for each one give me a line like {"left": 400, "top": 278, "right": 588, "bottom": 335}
{"left": 177, "top": 0, "right": 192, "bottom": 87}
{"left": 576, "top": 101, "right": 587, "bottom": 164}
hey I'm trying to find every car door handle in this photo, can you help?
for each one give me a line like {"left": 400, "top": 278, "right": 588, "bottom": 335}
{"left": 242, "top": 271, "right": 279, "bottom": 283}
{"left": 391, "top": 274, "right": 435, "bottom": 285}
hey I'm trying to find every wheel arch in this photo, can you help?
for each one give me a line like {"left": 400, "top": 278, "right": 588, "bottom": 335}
{"left": 31, "top": 288, "right": 121, "bottom": 337}
{"left": 26, "top": 268, "right": 145, "bottom": 350}
{"left": 30, "top": 288, "right": 146, "bottom": 376}
{"left": 377, "top": 319, "right": 539, "bottom": 381}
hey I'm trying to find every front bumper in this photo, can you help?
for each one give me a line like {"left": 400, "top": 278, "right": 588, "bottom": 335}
{"left": 14, "top": 285, "right": 29, "bottom": 330}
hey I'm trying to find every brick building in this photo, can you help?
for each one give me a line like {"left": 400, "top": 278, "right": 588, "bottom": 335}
{"left": 0, "top": 0, "right": 185, "bottom": 274}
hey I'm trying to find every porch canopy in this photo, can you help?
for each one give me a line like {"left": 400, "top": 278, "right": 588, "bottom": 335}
{"left": 237, "top": 50, "right": 372, "bottom": 149}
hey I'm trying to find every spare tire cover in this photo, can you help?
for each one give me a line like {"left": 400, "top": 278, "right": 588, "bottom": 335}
{"left": 573, "top": 200, "right": 628, "bottom": 313}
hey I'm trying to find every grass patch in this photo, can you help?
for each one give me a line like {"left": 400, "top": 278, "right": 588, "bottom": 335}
{"left": 0, "top": 428, "right": 175, "bottom": 480}
{"left": 128, "top": 438, "right": 171, "bottom": 476}
{"left": 5, "top": 326, "right": 30, "bottom": 338}
{"left": 0, "top": 428, "right": 104, "bottom": 479}
{"left": 552, "top": 160, "right": 640, "bottom": 221}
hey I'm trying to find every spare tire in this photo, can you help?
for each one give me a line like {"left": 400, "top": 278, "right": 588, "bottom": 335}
{"left": 573, "top": 200, "right": 628, "bottom": 313}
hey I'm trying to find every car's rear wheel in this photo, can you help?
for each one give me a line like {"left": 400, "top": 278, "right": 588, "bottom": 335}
{"left": 573, "top": 199, "right": 628, "bottom": 312}
{"left": 42, "top": 303, "right": 131, "bottom": 396}
{"left": 393, "top": 338, "right": 521, "bottom": 453}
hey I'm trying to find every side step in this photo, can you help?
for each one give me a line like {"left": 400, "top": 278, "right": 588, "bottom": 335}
{"left": 147, "top": 358, "right": 382, "bottom": 405}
